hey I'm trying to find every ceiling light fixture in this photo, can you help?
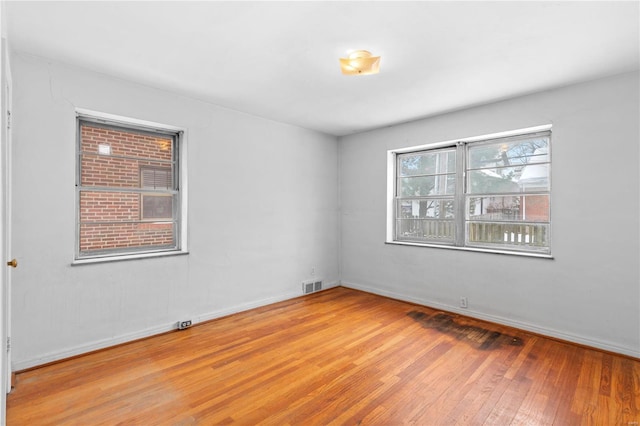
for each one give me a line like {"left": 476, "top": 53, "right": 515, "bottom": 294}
{"left": 339, "top": 50, "right": 381, "bottom": 76}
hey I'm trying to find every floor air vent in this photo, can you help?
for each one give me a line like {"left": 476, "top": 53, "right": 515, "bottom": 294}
{"left": 303, "top": 280, "right": 323, "bottom": 294}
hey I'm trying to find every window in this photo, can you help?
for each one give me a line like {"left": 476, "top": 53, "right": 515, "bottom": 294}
{"left": 76, "top": 111, "right": 185, "bottom": 261}
{"left": 389, "top": 126, "right": 551, "bottom": 256}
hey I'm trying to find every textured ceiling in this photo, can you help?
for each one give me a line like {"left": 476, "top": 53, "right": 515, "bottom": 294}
{"left": 6, "top": 1, "right": 640, "bottom": 136}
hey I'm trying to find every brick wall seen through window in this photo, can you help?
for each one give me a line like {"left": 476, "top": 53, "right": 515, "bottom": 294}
{"left": 77, "top": 118, "right": 181, "bottom": 259}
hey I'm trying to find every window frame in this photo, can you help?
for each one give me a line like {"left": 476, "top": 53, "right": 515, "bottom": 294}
{"left": 74, "top": 109, "right": 188, "bottom": 264}
{"left": 387, "top": 125, "right": 552, "bottom": 258}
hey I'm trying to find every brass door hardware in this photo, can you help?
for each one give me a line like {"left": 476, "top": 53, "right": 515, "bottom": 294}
{"left": 6, "top": 259, "right": 17, "bottom": 268}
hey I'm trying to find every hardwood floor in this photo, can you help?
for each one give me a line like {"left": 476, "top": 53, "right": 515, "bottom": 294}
{"left": 7, "top": 287, "right": 640, "bottom": 425}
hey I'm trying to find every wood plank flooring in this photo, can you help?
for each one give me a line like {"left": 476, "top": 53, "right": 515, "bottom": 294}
{"left": 7, "top": 287, "right": 640, "bottom": 425}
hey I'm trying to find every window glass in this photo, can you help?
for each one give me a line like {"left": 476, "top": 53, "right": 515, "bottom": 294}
{"left": 467, "top": 164, "right": 549, "bottom": 194}
{"left": 468, "top": 137, "right": 549, "bottom": 169}
{"left": 396, "top": 219, "right": 456, "bottom": 242}
{"left": 398, "top": 150, "right": 456, "bottom": 176}
{"left": 398, "top": 175, "right": 456, "bottom": 196}
{"left": 467, "top": 195, "right": 549, "bottom": 222}
{"left": 77, "top": 118, "right": 181, "bottom": 259}
{"left": 392, "top": 129, "right": 551, "bottom": 255}
{"left": 398, "top": 199, "right": 455, "bottom": 219}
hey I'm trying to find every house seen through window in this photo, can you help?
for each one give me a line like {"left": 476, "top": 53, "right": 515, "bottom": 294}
{"left": 392, "top": 127, "right": 551, "bottom": 255}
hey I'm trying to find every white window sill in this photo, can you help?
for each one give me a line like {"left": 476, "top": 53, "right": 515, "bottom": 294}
{"left": 72, "top": 249, "right": 189, "bottom": 266}
{"left": 385, "top": 241, "right": 553, "bottom": 259}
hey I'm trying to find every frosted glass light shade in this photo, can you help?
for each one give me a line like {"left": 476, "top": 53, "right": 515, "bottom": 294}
{"left": 339, "top": 50, "right": 380, "bottom": 75}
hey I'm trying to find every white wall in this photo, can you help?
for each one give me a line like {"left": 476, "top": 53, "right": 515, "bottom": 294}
{"left": 11, "top": 53, "right": 339, "bottom": 370}
{"left": 339, "top": 72, "right": 640, "bottom": 358}
{"left": 9, "top": 52, "right": 639, "bottom": 369}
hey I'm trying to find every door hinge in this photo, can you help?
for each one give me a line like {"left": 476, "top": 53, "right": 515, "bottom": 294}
{"left": 6, "top": 337, "right": 10, "bottom": 352}
{"left": 6, "top": 110, "right": 11, "bottom": 130}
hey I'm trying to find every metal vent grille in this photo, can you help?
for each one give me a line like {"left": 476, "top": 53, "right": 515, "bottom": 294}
{"left": 303, "top": 280, "right": 323, "bottom": 295}
{"left": 303, "top": 282, "right": 314, "bottom": 294}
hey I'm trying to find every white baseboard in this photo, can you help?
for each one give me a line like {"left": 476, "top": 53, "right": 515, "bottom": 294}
{"left": 193, "top": 280, "right": 339, "bottom": 324}
{"left": 18, "top": 279, "right": 633, "bottom": 370}
{"left": 14, "top": 322, "right": 177, "bottom": 372}
{"left": 341, "top": 281, "right": 640, "bottom": 359}
{"left": 14, "top": 281, "right": 340, "bottom": 371}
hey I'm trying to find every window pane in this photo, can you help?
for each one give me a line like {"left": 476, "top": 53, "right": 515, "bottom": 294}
{"left": 467, "top": 164, "right": 549, "bottom": 194}
{"left": 467, "top": 222, "right": 549, "bottom": 251}
{"left": 80, "top": 191, "right": 176, "bottom": 222}
{"left": 80, "top": 124, "right": 173, "bottom": 189}
{"left": 79, "top": 189, "right": 176, "bottom": 254}
{"left": 398, "top": 150, "right": 455, "bottom": 177}
{"left": 81, "top": 154, "right": 135, "bottom": 188}
{"left": 80, "top": 191, "right": 142, "bottom": 222}
{"left": 398, "top": 199, "right": 454, "bottom": 219}
{"left": 467, "top": 195, "right": 549, "bottom": 222}
{"left": 81, "top": 124, "right": 173, "bottom": 161}
{"left": 142, "top": 194, "right": 174, "bottom": 220}
{"left": 81, "top": 156, "right": 173, "bottom": 188}
{"left": 396, "top": 219, "right": 455, "bottom": 242}
{"left": 79, "top": 222, "right": 176, "bottom": 254}
{"left": 398, "top": 175, "right": 456, "bottom": 196}
{"left": 468, "top": 137, "right": 549, "bottom": 169}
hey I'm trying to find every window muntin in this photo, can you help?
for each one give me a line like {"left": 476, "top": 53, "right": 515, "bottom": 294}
{"left": 76, "top": 117, "right": 182, "bottom": 260}
{"left": 392, "top": 129, "right": 551, "bottom": 255}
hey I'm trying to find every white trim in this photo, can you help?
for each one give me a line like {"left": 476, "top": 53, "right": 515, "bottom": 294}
{"left": 341, "top": 281, "right": 640, "bottom": 359}
{"left": 387, "top": 124, "right": 552, "bottom": 155}
{"left": 179, "top": 130, "right": 189, "bottom": 254}
{"left": 74, "top": 110, "right": 189, "bottom": 263}
{"left": 2, "top": 37, "right": 11, "bottom": 397}
{"left": 0, "top": 21, "right": 8, "bottom": 424}
{"left": 75, "top": 108, "right": 184, "bottom": 133}
{"left": 384, "top": 241, "right": 554, "bottom": 259}
{"left": 13, "top": 281, "right": 340, "bottom": 371}
{"left": 71, "top": 249, "right": 189, "bottom": 266}
{"left": 385, "top": 150, "right": 395, "bottom": 242}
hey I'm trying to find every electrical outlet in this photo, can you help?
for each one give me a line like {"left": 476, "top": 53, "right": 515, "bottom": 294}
{"left": 311, "top": 267, "right": 315, "bottom": 276}
{"left": 460, "top": 297, "right": 468, "bottom": 309}
{"left": 177, "top": 320, "right": 192, "bottom": 330}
